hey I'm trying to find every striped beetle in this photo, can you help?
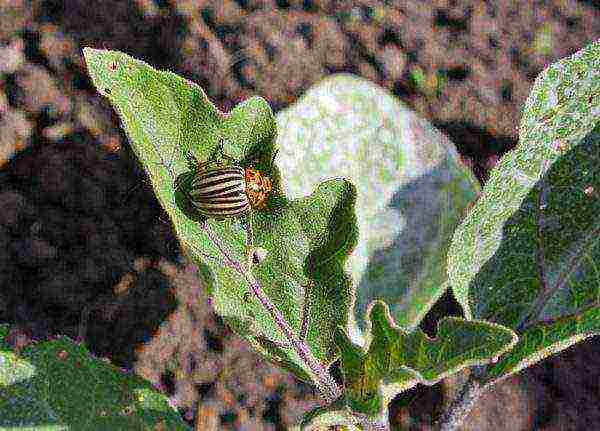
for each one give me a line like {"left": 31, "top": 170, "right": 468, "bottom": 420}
{"left": 175, "top": 139, "right": 273, "bottom": 269}
{"left": 176, "top": 139, "right": 273, "bottom": 219}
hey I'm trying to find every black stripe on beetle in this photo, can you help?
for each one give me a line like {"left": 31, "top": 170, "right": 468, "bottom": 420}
{"left": 192, "top": 167, "right": 244, "bottom": 185}
{"left": 186, "top": 166, "right": 251, "bottom": 217}
{"left": 192, "top": 168, "right": 244, "bottom": 192}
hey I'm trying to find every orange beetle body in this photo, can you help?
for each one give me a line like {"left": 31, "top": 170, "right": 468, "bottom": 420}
{"left": 244, "top": 167, "right": 272, "bottom": 211}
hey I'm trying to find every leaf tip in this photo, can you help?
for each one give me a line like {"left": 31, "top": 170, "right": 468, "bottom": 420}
{"left": 82, "top": 48, "right": 123, "bottom": 98}
{"left": 82, "top": 47, "right": 105, "bottom": 67}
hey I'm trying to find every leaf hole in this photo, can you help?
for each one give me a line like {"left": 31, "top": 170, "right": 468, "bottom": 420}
{"left": 252, "top": 247, "right": 268, "bottom": 264}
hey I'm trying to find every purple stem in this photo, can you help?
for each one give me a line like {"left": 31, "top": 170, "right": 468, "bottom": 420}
{"left": 202, "top": 223, "right": 342, "bottom": 403}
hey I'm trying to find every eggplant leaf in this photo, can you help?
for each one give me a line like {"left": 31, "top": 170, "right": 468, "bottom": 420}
{"left": 0, "top": 325, "right": 190, "bottom": 430}
{"left": 276, "top": 74, "right": 479, "bottom": 340}
{"left": 83, "top": 49, "right": 358, "bottom": 389}
{"left": 448, "top": 40, "right": 600, "bottom": 383}
{"left": 335, "top": 301, "right": 516, "bottom": 417}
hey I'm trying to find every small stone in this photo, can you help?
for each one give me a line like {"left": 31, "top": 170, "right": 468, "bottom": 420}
{"left": 0, "top": 109, "right": 33, "bottom": 165}
{"left": 0, "top": 38, "right": 24, "bottom": 74}
{"left": 42, "top": 122, "right": 74, "bottom": 141}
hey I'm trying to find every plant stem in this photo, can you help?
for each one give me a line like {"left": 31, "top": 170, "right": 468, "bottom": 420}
{"left": 436, "top": 369, "right": 486, "bottom": 431}
{"left": 244, "top": 271, "right": 342, "bottom": 402}
{"left": 202, "top": 223, "right": 342, "bottom": 403}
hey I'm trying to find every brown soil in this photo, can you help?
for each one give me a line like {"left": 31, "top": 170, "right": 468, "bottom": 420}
{"left": 1, "top": 1, "right": 599, "bottom": 429}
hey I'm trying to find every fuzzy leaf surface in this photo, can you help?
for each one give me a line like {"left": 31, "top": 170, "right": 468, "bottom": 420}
{"left": 335, "top": 302, "right": 517, "bottom": 416}
{"left": 83, "top": 49, "right": 357, "bottom": 384}
{"left": 294, "top": 399, "right": 363, "bottom": 431}
{"left": 0, "top": 325, "right": 190, "bottom": 430}
{"left": 276, "top": 74, "right": 479, "bottom": 339}
{"left": 448, "top": 40, "right": 600, "bottom": 383}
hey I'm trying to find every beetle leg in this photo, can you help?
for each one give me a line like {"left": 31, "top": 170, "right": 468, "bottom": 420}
{"left": 185, "top": 152, "right": 199, "bottom": 171}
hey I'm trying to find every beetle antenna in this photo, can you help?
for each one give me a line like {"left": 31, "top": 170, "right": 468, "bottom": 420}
{"left": 186, "top": 151, "right": 202, "bottom": 171}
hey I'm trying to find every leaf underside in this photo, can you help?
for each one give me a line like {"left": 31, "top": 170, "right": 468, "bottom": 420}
{"left": 448, "top": 40, "right": 600, "bottom": 383}
{"left": 275, "top": 74, "right": 480, "bottom": 337}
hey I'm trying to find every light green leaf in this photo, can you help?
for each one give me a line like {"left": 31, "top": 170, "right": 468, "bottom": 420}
{"left": 295, "top": 399, "right": 364, "bottom": 431}
{"left": 0, "top": 325, "right": 190, "bottom": 430}
{"left": 335, "top": 301, "right": 517, "bottom": 417}
{"left": 448, "top": 40, "right": 600, "bottom": 383}
{"left": 83, "top": 49, "right": 358, "bottom": 389}
{"left": 276, "top": 74, "right": 479, "bottom": 339}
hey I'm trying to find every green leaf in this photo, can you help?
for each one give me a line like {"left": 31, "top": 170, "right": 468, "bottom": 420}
{"left": 0, "top": 325, "right": 190, "bottom": 430}
{"left": 448, "top": 40, "right": 600, "bottom": 383}
{"left": 295, "top": 399, "right": 363, "bottom": 431}
{"left": 275, "top": 74, "right": 479, "bottom": 338}
{"left": 335, "top": 301, "right": 517, "bottom": 417}
{"left": 83, "top": 49, "right": 358, "bottom": 388}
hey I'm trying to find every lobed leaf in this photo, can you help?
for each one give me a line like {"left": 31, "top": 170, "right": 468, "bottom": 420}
{"left": 295, "top": 399, "right": 363, "bottom": 431}
{"left": 0, "top": 325, "right": 190, "bottom": 430}
{"left": 83, "top": 49, "right": 358, "bottom": 385}
{"left": 448, "top": 40, "right": 600, "bottom": 383}
{"left": 335, "top": 301, "right": 517, "bottom": 417}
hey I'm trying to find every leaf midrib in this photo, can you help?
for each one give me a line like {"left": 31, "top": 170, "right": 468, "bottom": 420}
{"left": 518, "top": 196, "right": 600, "bottom": 332}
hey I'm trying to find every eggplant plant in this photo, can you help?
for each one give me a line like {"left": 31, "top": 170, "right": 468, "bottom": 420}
{"left": 1, "top": 40, "right": 597, "bottom": 430}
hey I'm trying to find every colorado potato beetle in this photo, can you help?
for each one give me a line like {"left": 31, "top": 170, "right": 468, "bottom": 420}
{"left": 178, "top": 142, "right": 272, "bottom": 219}
{"left": 176, "top": 140, "right": 274, "bottom": 269}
